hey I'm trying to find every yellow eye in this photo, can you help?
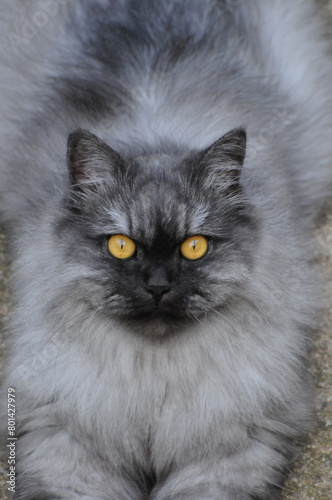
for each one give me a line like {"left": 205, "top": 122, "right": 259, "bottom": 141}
{"left": 180, "top": 235, "right": 208, "bottom": 260}
{"left": 108, "top": 235, "right": 136, "bottom": 260}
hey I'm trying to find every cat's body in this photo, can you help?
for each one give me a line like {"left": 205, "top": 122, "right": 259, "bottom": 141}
{"left": 0, "top": 1, "right": 332, "bottom": 499}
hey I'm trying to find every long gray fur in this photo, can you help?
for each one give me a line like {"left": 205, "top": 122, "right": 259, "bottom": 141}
{"left": 0, "top": 1, "right": 331, "bottom": 499}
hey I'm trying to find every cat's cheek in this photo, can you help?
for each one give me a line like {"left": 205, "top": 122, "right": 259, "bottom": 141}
{"left": 186, "top": 294, "right": 211, "bottom": 316}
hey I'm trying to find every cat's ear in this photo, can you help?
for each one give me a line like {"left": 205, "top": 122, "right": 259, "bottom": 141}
{"left": 67, "top": 129, "right": 123, "bottom": 189}
{"left": 199, "top": 128, "right": 246, "bottom": 192}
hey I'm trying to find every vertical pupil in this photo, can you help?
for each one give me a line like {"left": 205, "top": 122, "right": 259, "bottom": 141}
{"left": 119, "top": 239, "right": 125, "bottom": 250}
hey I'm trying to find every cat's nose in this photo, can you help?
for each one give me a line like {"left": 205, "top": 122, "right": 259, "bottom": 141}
{"left": 145, "top": 266, "right": 172, "bottom": 302}
{"left": 145, "top": 284, "right": 172, "bottom": 302}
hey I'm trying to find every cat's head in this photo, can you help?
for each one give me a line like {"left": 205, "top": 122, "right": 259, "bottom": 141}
{"left": 56, "top": 128, "right": 259, "bottom": 337}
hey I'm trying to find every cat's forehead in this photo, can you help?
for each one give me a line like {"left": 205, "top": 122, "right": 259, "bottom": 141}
{"left": 134, "top": 183, "right": 209, "bottom": 241}
{"left": 104, "top": 173, "right": 210, "bottom": 245}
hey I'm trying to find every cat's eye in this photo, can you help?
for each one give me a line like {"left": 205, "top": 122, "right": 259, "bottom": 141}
{"left": 108, "top": 235, "right": 136, "bottom": 260}
{"left": 180, "top": 235, "right": 208, "bottom": 260}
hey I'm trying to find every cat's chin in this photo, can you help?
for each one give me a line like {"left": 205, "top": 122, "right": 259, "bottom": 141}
{"left": 121, "top": 310, "right": 188, "bottom": 338}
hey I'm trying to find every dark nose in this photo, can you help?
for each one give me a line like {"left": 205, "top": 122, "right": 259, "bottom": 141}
{"left": 145, "top": 283, "right": 172, "bottom": 302}
{"left": 145, "top": 266, "right": 172, "bottom": 302}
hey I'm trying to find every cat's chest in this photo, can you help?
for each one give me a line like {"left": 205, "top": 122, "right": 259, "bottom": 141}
{"left": 54, "top": 314, "right": 293, "bottom": 466}
{"left": 93, "top": 355, "right": 252, "bottom": 471}
{"left": 77, "top": 338, "right": 247, "bottom": 460}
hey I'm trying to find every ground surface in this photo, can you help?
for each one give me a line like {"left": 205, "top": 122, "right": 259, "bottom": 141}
{"left": 0, "top": 2, "right": 331, "bottom": 499}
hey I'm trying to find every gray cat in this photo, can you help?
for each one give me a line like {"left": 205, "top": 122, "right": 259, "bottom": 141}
{"left": 0, "top": 1, "right": 332, "bottom": 499}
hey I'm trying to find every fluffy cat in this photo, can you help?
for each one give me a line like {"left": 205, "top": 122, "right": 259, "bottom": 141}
{"left": 0, "top": 1, "right": 332, "bottom": 499}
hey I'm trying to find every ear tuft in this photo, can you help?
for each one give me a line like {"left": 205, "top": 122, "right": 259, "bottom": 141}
{"left": 200, "top": 128, "right": 246, "bottom": 192}
{"left": 67, "top": 129, "right": 123, "bottom": 188}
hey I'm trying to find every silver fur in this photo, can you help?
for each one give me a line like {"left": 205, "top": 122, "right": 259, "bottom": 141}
{"left": 0, "top": 1, "right": 332, "bottom": 499}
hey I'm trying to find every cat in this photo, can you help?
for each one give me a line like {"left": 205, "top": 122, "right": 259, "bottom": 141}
{"left": 0, "top": 1, "right": 332, "bottom": 499}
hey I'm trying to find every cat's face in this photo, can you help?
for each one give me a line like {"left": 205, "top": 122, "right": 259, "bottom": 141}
{"left": 57, "top": 129, "right": 259, "bottom": 337}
